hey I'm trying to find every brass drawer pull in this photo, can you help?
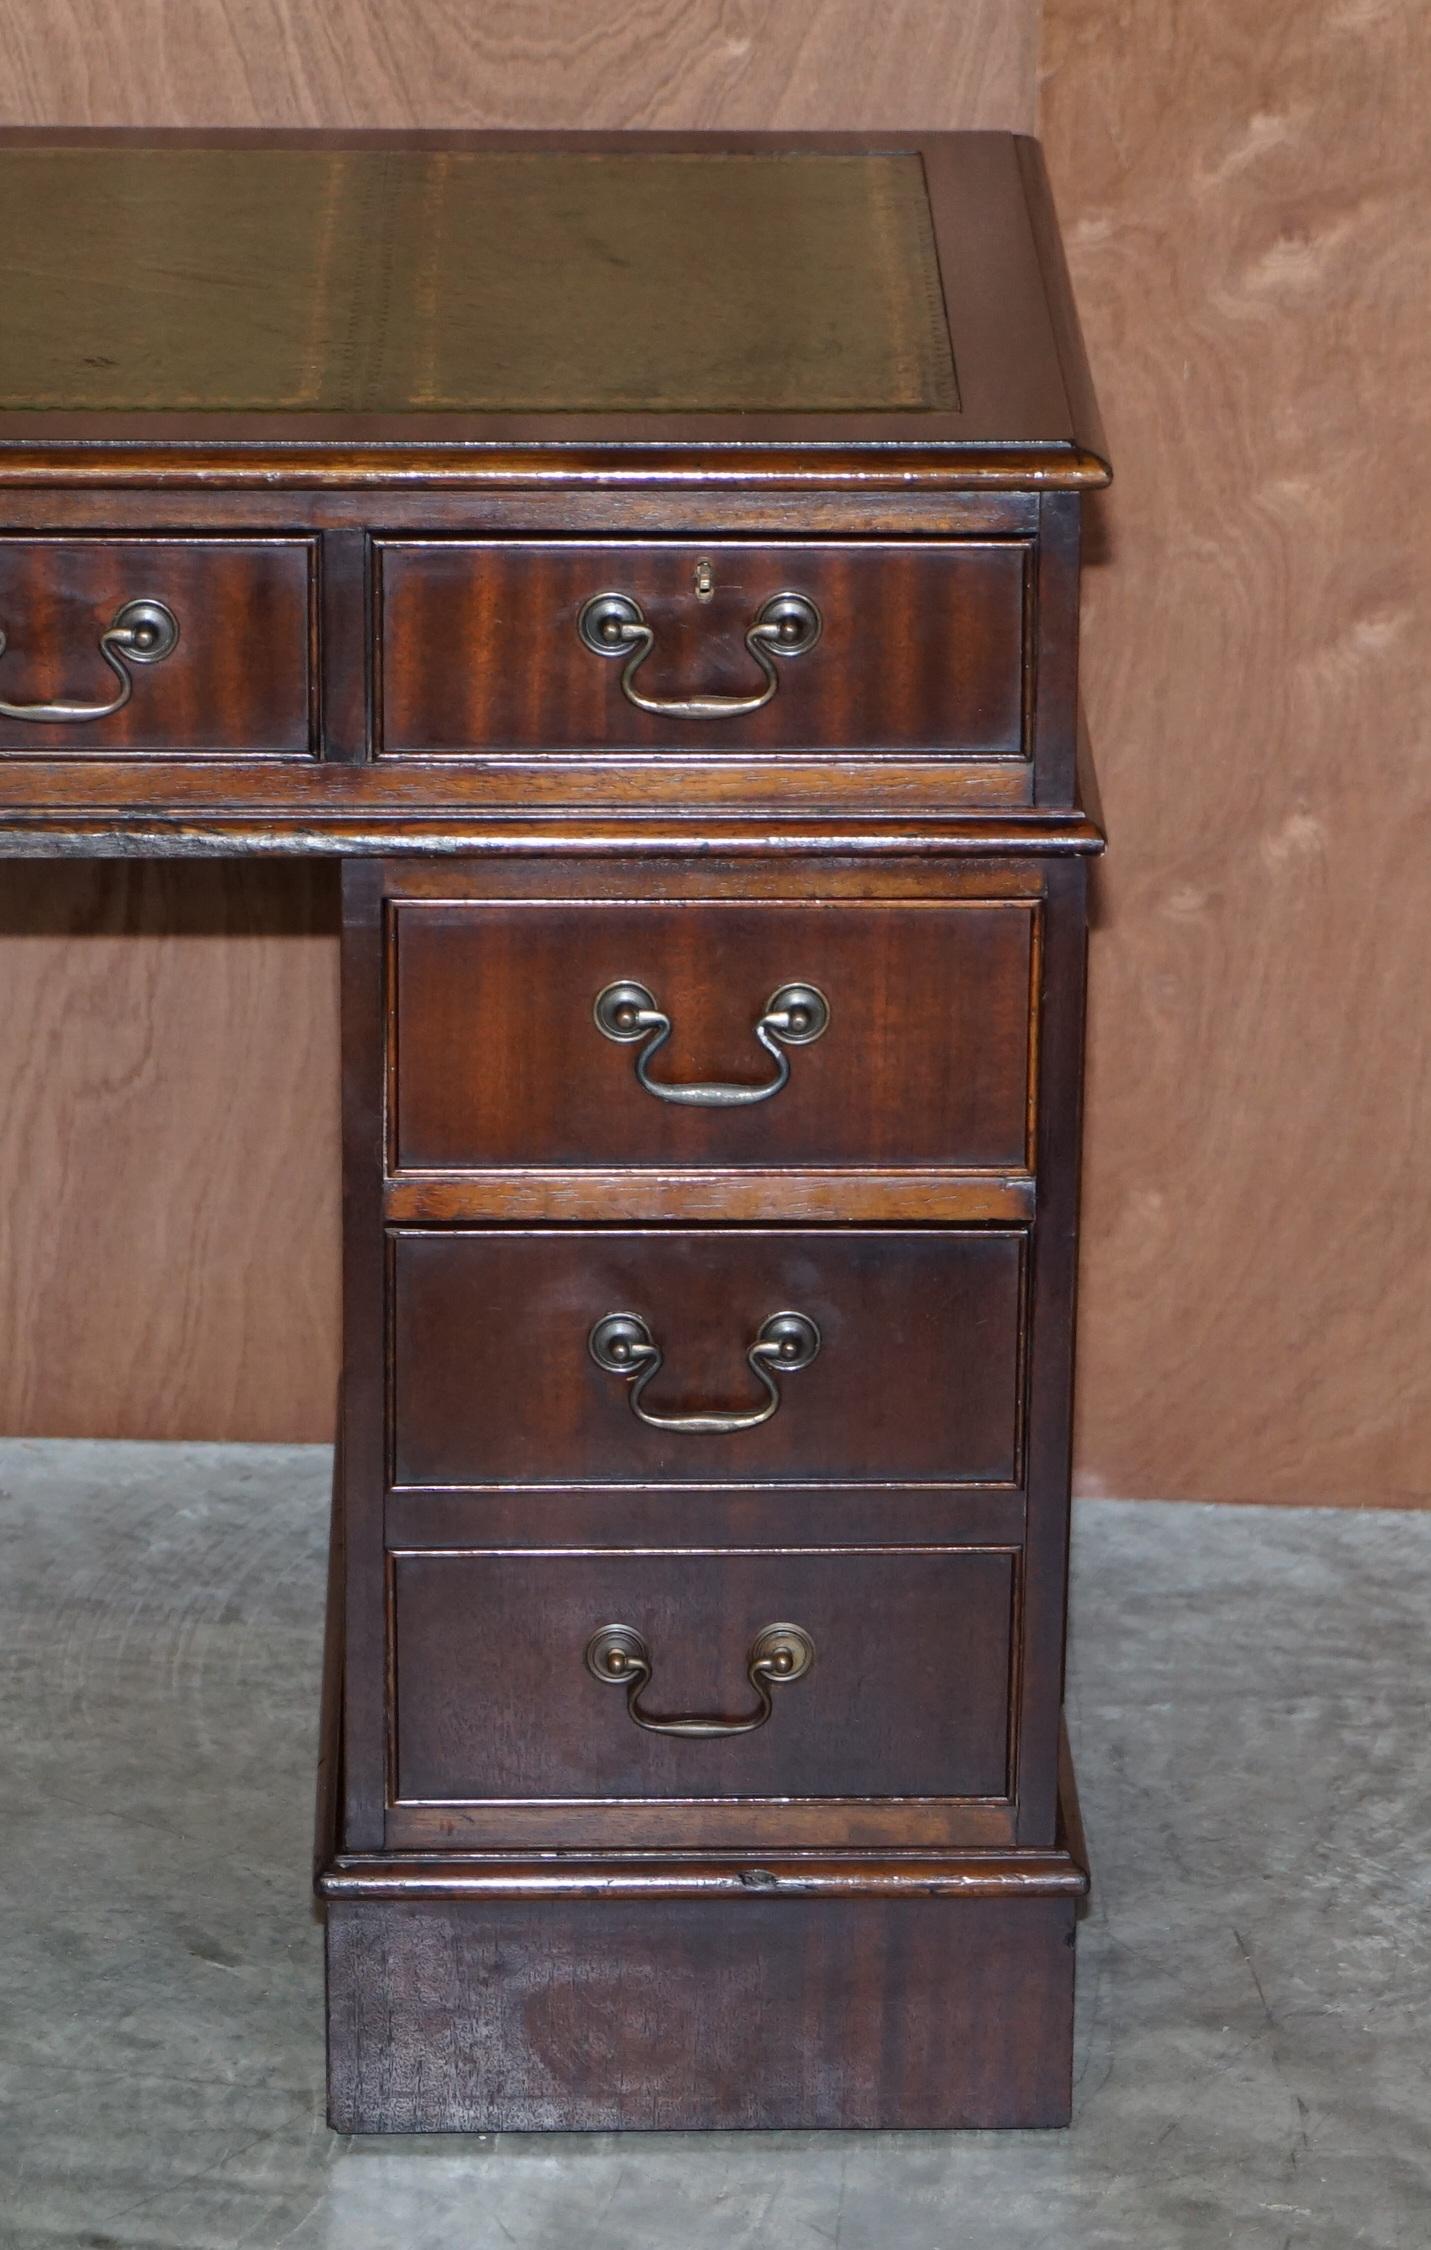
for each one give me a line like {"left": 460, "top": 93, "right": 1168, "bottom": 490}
{"left": 585, "top": 1621, "right": 815, "bottom": 1738}
{"left": 577, "top": 588, "right": 821, "bottom": 719}
{"left": 589, "top": 1308, "right": 820, "bottom": 1433}
{"left": 0, "top": 598, "right": 179, "bottom": 722}
{"left": 593, "top": 978, "right": 829, "bottom": 1107}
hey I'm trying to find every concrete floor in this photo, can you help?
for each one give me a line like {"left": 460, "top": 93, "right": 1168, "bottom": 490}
{"left": 0, "top": 1443, "right": 1427, "bottom": 2249}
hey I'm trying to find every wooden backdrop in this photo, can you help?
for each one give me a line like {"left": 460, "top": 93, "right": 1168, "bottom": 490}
{"left": 1042, "top": 0, "right": 1431, "bottom": 1502}
{"left": 0, "top": 1, "right": 1425, "bottom": 1507}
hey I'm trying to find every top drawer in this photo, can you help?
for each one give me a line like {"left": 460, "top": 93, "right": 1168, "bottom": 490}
{"left": 0, "top": 537, "right": 316, "bottom": 756}
{"left": 376, "top": 539, "right": 1032, "bottom": 761}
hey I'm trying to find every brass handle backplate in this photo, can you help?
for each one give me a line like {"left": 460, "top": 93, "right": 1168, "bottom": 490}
{"left": 584, "top": 1621, "right": 815, "bottom": 1737}
{"left": 577, "top": 588, "right": 821, "bottom": 719}
{"left": 594, "top": 978, "right": 829, "bottom": 1107}
{"left": 0, "top": 598, "right": 179, "bottom": 722}
{"left": 589, "top": 1309, "right": 820, "bottom": 1434}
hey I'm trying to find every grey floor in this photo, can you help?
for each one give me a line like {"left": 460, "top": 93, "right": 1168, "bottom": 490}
{"left": 1, "top": 1445, "right": 1427, "bottom": 2250}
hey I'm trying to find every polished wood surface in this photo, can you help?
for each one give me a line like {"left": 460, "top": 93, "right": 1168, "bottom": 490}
{"left": 0, "top": 132, "right": 1105, "bottom": 476}
{"left": 337, "top": 843, "right": 1094, "bottom": 1861}
{"left": 0, "top": 132, "right": 1098, "bottom": 841}
{"left": 386, "top": 1479, "right": 1025, "bottom": 1558}
{"left": 378, "top": 537, "right": 1032, "bottom": 761}
{"left": 1043, "top": 0, "right": 1431, "bottom": 1504}
{"left": 0, "top": 504, "right": 1082, "bottom": 835}
{"left": 390, "top": 897, "right": 1037, "bottom": 1173}
{"left": 348, "top": 842, "right": 1093, "bottom": 1878}
{"left": 388, "top": 1793, "right": 1018, "bottom": 1855}
{"left": 391, "top": 1547, "right": 1015, "bottom": 1807}
{"left": 389, "top": 1227, "right": 1026, "bottom": 1490}
{"left": 0, "top": 537, "right": 315, "bottom": 755}
{"left": 326, "top": 1889, "right": 1077, "bottom": 2132}
{"left": 384, "top": 1170, "right": 1037, "bottom": 1227}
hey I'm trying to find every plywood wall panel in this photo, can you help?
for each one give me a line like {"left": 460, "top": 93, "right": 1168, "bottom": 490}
{"left": 1041, "top": 0, "right": 1431, "bottom": 1501}
{"left": 0, "top": 2, "right": 1037, "bottom": 1443}
{"left": 0, "top": 866, "right": 339, "bottom": 1440}
{"left": 0, "top": 2, "right": 1037, "bottom": 130}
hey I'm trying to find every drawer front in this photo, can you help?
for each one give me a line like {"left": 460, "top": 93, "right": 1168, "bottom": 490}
{"left": 391, "top": 1227, "right": 1025, "bottom": 1489}
{"left": 391, "top": 1548, "right": 1015, "bottom": 1805}
{"left": 0, "top": 537, "right": 315, "bottom": 755}
{"left": 377, "top": 538, "right": 1030, "bottom": 759}
{"left": 391, "top": 899, "right": 1037, "bottom": 1173}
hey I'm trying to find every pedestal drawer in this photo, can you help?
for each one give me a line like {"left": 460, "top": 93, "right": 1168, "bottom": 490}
{"left": 390, "top": 898, "right": 1037, "bottom": 1174}
{"left": 390, "top": 1226, "right": 1026, "bottom": 1491}
{"left": 390, "top": 1547, "right": 1016, "bottom": 1807}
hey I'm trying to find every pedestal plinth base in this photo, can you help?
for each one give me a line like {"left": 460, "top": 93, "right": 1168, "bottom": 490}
{"left": 318, "top": 1765, "right": 1088, "bottom": 2133}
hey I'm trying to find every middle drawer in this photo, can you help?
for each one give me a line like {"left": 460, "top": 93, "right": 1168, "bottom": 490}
{"left": 391, "top": 1226, "right": 1026, "bottom": 1491}
{"left": 389, "top": 897, "right": 1038, "bottom": 1175}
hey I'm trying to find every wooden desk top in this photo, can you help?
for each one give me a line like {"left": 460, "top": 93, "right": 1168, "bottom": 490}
{"left": 0, "top": 130, "right": 1105, "bottom": 853}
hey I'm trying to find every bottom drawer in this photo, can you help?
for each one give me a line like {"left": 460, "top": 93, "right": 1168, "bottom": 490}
{"left": 390, "top": 1548, "right": 1016, "bottom": 1807}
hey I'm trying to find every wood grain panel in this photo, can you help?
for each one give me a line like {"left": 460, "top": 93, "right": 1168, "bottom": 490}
{"left": 0, "top": 4, "right": 1036, "bottom": 132}
{"left": 0, "top": 538, "right": 315, "bottom": 755}
{"left": 391, "top": 1547, "right": 1015, "bottom": 1806}
{"left": 326, "top": 1892, "right": 1077, "bottom": 2131}
{"left": 0, "top": 864, "right": 339, "bottom": 1439}
{"left": 390, "top": 1227, "right": 1026, "bottom": 1490}
{"left": 0, "top": 6, "right": 1034, "bottom": 1441}
{"left": 1042, "top": 0, "right": 1431, "bottom": 1502}
{"left": 377, "top": 539, "right": 1032, "bottom": 760}
{"left": 391, "top": 898, "right": 1036, "bottom": 1173}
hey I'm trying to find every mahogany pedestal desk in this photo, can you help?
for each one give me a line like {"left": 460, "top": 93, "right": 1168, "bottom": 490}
{"left": 0, "top": 129, "right": 1109, "bottom": 2132}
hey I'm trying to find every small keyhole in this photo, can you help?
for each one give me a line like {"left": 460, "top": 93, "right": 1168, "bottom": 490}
{"left": 693, "top": 558, "right": 715, "bottom": 602}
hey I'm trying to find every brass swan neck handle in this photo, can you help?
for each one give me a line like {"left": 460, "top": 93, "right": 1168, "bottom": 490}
{"left": 589, "top": 1309, "right": 820, "bottom": 1434}
{"left": 594, "top": 979, "right": 829, "bottom": 1107}
{"left": 0, "top": 598, "right": 179, "bottom": 723}
{"left": 577, "top": 588, "right": 821, "bottom": 720}
{"left": 584, "top": 1622, "right": 815, "bottom": 1738}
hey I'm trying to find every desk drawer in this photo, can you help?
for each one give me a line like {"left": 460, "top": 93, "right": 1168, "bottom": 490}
{"left": 390, "top": 1547, "right": 1015, "bottom": 1806}
{"left": 377, "top": 538, "right": 1031, "bottom": 759}
{"left": 390, "top": 899, "right": 1037, "bottom": 1174}
{"left": 0, "top": 537, "right": 315, "bottom": 755}
{"left": 391, "top": 1226, "right": 1025, "bottom": 1490}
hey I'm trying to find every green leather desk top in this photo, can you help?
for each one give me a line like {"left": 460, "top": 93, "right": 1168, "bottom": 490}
{"left": 0, "top": 145, "right": 957, "bottom": 416}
